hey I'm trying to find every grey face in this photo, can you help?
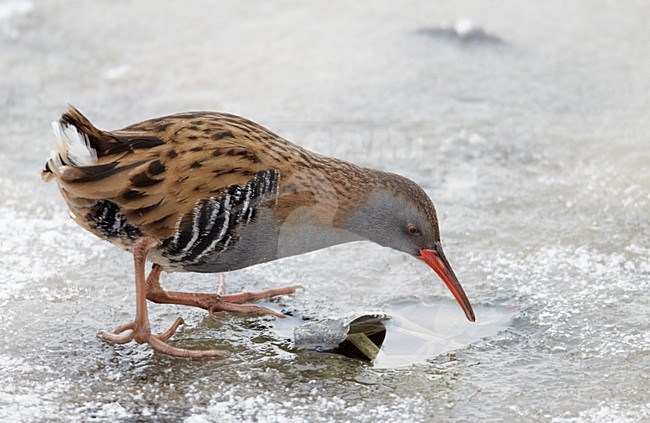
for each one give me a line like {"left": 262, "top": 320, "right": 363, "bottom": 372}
{"left": 346, "top": 182, "right": 475, "bottom": 322}
{"left": 346, "top": 189, "right": 440, "bottom": 256}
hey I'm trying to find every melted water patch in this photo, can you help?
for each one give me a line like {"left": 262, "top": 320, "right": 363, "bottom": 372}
{"left": 272, "top": 301, "right": 515, "bottom": 368}
{"left": 377, "top": 302, "right": 515, "bottom": 368}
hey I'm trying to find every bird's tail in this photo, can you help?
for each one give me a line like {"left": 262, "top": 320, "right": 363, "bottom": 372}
{"left": 41, "top": 106, "right": 111, "bottom": 182}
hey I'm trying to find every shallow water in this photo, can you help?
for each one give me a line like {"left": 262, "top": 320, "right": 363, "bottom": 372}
{"left": 272, "top": 301, "right": 514, "bottom": 368}
{"left": 1, "top": 0, "right": 649, "bottom": 421}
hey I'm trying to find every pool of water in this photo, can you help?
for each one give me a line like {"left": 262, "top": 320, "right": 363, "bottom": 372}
{"left": 0, "top": 0, "right": 648, "bottom": 421}
{"left": 272, "top": 301, "right": 515, "bottom": 368}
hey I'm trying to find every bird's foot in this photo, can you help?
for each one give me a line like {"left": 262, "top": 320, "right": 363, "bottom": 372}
{"left": 146, "top": 269, "right": 302, "bottom": 320}
{"left": 145, "top": 265, "right": 302, "bottom": 321}
{"left": 99, "top": 317, "right": 227, "bottom": 358}
{"left": 208, "top": 284, "right": 303, "bottom": 319}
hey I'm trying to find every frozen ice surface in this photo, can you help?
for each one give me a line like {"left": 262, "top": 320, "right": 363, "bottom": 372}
{"left": 1, "top": 0, "right": 649, "bottom": 421}
{"left": 293, "top": 318, "right": 350, "bottom": 351}
{"left": 0, "top": 0, "right": 33, "bottom": 39}
{"left": 0, "top": 0, "right": 33, "bottom": 22}
{"left": 418, "top": 17, "right": 506, "bottom": 45}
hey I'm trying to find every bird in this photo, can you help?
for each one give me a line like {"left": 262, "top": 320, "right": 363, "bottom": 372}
{"left": 42, "top": 106, "right": 475, "bottom": 358}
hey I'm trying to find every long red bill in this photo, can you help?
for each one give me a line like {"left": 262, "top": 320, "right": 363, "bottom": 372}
{"left": 419, "top": 246, "right": 476, "bottom": 322}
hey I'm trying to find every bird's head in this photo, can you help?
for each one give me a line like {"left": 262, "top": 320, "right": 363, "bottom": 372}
{"left": 345, "top": 171, "right": 475, "bottom": 322}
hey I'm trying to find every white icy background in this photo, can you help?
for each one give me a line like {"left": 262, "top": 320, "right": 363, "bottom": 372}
{"left": 0, "top": 0, "right": 649, "bottom": 421}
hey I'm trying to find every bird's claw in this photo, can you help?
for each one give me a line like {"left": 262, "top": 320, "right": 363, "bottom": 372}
{"left": 99, "top": 317, "right": 226, "bottom": 358}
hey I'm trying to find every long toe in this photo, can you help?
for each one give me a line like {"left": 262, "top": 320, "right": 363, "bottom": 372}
{"left": 99, "top": 327, "right": 135, "bottom": 345}
{"left": 220, "top": 284, "right": 303, "bottom": 304}
{"left": 148, "top": 335, "right": 228, "bottom": 358}
{"left": 209, "top": 301, "right": 286, "bottom": 319}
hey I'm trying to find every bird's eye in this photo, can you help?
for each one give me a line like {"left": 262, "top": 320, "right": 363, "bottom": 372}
{"left": 406, "top": 225, "right": 421, "bottom": 236}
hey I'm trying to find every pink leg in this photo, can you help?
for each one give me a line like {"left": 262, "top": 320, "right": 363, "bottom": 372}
{"left": 145, "top": 264, "right": 301, "bottom": 319}
{"left": 99, "top": 237, "right": 226, "bottom": 358}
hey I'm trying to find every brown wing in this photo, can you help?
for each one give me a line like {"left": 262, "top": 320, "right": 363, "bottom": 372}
{"left": 51, "top": 110, "right": 289, "bottom": 240}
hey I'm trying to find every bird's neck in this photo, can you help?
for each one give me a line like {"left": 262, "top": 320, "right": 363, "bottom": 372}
{"left": 272, "top": 159, "right": 394, "bottom": 257}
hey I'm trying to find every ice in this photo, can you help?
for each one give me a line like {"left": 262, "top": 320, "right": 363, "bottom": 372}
{"left": 552, "top": 402, "right": 650, "bottom": 423}
{"left": 1, "top": 0, "right": 649, "bottom": 421}
{"left": 417, "top": 17, "right": 506, "bottom": 45}
{"left": 0, "top": 0, "right": 32, "bottom": 39}
{"left": 104, "top": 65, "right": 132, "bottom": 82}
{"left": 293, "top": 319, "right": 350, "bottom": 351}
{"left": 0, "top": 0, "right": 32, "bottom": 22}
{"left": 184, "top": 386, "right": 429, "bottom": 423}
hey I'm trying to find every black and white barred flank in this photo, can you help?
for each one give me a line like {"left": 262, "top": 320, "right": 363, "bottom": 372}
{"left": 86, "top": 200, "right": 143, "bottom": 241}
{"left": 160, "top": 170, "right": 279, "bottom": 265}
